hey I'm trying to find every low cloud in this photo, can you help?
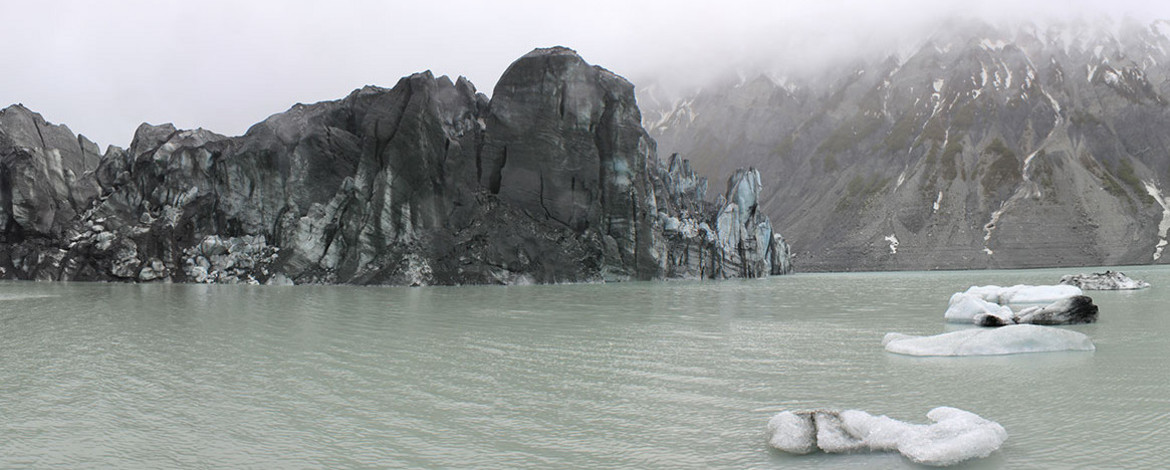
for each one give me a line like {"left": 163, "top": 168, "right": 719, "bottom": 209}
{"left": 1, "top": 0, "right": 1166, "bottom": 148}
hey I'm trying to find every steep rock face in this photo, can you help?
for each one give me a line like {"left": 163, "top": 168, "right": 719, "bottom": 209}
{"left": 644, "top": 19, "right": 1170, "bottom": 271}
{"left": 0, "top": 48, "right": 793, "bottom": 285}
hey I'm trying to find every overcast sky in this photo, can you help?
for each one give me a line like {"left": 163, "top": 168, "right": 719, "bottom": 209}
{"left": 3, "top": 0, "right": 1168, "bottom": 148}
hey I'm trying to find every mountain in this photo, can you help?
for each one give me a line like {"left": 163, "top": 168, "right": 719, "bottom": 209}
{"left": 643, "top": 18, "right": 1170, "bottom": 271}
{"left": 0, "top": 48, "right": 791, "bottom": 285}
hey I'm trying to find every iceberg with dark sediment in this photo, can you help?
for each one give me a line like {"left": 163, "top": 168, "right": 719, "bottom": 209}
{"left": 948, "top": 285, "right": 1097, "bottom": 326}
{"left": 1059, "top": 271, "right": 1150, "bottom": 290}
{"left": 883, "top": 324, "right": 1095, "bottom": 356}
{"left": 975, "top": 296, "right": 1099, "bottom": 326}
{"left": 766, "top": 407, "right": 1007, "bottom": 466}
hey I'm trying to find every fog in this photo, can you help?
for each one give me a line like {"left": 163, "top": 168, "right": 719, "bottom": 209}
{"left": 2, "top": 0, "right": 1167, "bottom": 148}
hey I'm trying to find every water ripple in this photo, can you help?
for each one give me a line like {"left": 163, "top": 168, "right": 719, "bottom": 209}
{"left": 2, "top": 268, "right": 1169, "bottom": 468}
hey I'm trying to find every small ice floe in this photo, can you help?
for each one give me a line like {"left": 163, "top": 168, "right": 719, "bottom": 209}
{"left": 0, "top": 293, "right": 57, "bottom": 301}
{"left": 1059, "top": 271, "right": 1150, "bottom": 290}
{"left": 766, "top": 407, "right": 1007, "bottom": 466}
{"left": 883, "top": 324, "right": 1095, "bottom": 356}
{"left": 962, "top": 284, "right": 1082, "bottom": 305}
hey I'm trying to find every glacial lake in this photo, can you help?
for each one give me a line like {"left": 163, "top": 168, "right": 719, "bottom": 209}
{"left": 2, "top": 267, "right": 1168, "bottom": 469}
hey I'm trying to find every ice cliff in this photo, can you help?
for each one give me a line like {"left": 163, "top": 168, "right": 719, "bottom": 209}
{"left": 0, "top": 47, "right": 793, "bottom": 285}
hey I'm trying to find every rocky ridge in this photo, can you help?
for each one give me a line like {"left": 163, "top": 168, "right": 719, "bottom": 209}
{"left": 0, "top": 47, "right": 792, "bottom": 285}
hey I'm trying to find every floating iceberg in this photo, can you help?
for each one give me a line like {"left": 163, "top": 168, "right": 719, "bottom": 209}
{"left": 883, "top": 324, "right": 1095, "bottom": 356}
{"left": 947, "top": 290, "right": 1098, "bottom": 326}
{"left": 766, "top": 407, "right": 1007, "bottom": 466}
{"left": 947, "top": 284, "right": 1097, "bottom": 326}
{"left": 1059, "top": 271, "right": 1150, "bottom": 290}
{"left": 944, "top": 293, "right": 1014, "bottom": 323}
{"left": 0, "top": 293, "right": 58, "bottom": 301}
{"left": 964, "top": 284, "right": 1082, "bottom": 305}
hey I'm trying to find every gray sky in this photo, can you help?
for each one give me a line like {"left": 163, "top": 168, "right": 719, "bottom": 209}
{"left": 3, "top": 0, "right": 1168, "bottom": 148}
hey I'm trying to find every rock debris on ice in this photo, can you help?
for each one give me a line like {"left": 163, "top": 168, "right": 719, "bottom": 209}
{"left": 946, "top": 289, "right": 1098, "bottom": 326}
{"left": 973, "top": 296, "right": 1098, "bottom": 327}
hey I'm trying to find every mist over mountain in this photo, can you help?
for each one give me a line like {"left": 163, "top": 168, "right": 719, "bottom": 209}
{"left": 641, "top": 17, "right": 1170, "bottom": 271}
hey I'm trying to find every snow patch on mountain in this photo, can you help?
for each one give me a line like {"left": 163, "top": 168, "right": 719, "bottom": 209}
{"left": 1021, "top": 150, "right": 1042, "bottom": 198}
{"left": 981, "top": 38, "right": 1007, "bottom": 50}
{"left": 1144, "top": 181, "right": 1170, "bottom": 260}
{"left": 885, "top": 234, "right": 899, "bottom": 254}
{"left": 1002, "top": 59, "right": 1013, "bottom": 89}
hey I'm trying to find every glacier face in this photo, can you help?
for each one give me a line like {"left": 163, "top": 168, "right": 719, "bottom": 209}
{"left": 0, "top": 49, "right": 793, "bottom": 285}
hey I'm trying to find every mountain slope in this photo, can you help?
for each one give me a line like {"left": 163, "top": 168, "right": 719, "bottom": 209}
{"left": 644, "top": 18, "right": 1170, "bottom": 271}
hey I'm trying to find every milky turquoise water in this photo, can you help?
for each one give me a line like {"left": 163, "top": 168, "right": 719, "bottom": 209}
{"left": 2, "top": 266, "right": 1167, "bottom": 468}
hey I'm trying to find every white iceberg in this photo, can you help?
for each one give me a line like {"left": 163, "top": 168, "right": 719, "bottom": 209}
{"left": 766, "top": 407, "right": 1007, "bottom": 466}
{"left": 964, "top": 284, "right": 1082, "bottom": 305}
{"left": 943, "top": 292, "right": 1014, "bottom": 323}
{"left": 883, "top": 324, "right": 1095, "bottom": 356}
